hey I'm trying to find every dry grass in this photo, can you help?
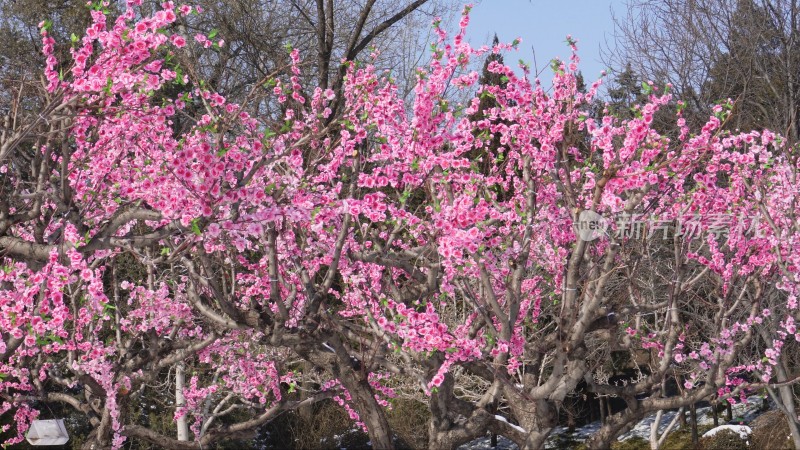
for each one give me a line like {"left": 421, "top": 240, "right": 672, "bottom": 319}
{"left": 750, "top": 410, "right": 794, "bottom": 450}
{"left": 387, "top": 399, "right": 430, "bottom": 449}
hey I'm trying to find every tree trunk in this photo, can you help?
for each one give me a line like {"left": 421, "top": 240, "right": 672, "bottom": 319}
{"left": 772, "top": 358, "right": 800, "bottom": 450}
{"left": 567, "top": 408, "right": 576, "bottom": 432}
{"left": 599, "top": 397, "right": 607, "bottom": 424}
{"left": 176, "top": 362, "right": 189, "bottom": 441}
{"left": 689, "top": 403, "right": 698, "bottom": 445}
{"left": 649, "top": 410, "right": 663, "bottom": 450}
{"left": 427, "top": 375, "right": 464, "bottom": 450}
{"left": 338, "top": 369, "right": 394, "bottom": 450}
{"left": 712, "top": 399, "right": 719, "bottom": 427}
{"left": 427, "top": 375, "right": 504, "bottom": 450}
{"left": 298, "top": 361, "right": 314, "bottom": 421}
{"left": 587, "top": 404, "right": 652, "bottom": 450}
{"left": 776, "top": 384, "right": 800, "bottom": 450}
{"left": 586, "top": 425, "right": 616, "bottom": 450}
{"left": 649, "top": 408, "right": 682, "bottom": 450}
{"left": 522, "top": 430, "right": 554, "bottom": 450}
{"left": 81, "top": 409, "right": 113, "bottom": 450}
{"left": 490, "top": 403, "right": 498, "bottom": 447}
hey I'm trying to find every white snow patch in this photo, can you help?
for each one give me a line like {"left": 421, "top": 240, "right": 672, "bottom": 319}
{"left": 702, "top": 424, "right": 752, "bottom": 440}
{"left": 461, "top": 395, "right": 767, "bottom": 449}
{"left": 494, "top": 415, "right": 526, "bottom": 433}
{"left": 617, "top": 395, "right": 764, "bottom": 442}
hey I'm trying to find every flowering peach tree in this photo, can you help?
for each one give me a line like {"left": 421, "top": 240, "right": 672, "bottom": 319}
{"left": 1, "top": 2, "right": 800, "bottom": 450}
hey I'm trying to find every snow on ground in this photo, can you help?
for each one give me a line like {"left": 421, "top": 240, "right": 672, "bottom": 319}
{"left": 461, "top": 395, "right": 767, "bottom": 449}
{"left": 702, "top": 424, "right": 751, "bottom": 439}
{"left": 459, "top": 435, "right": 519, "bottom": 450}
{"left": 615, "top": 395, "right": 764, "bottom": 443}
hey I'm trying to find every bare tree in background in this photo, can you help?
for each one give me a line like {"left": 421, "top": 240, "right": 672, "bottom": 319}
{"left": 0, "top": 0, "right": 457, "bottom": 117}
{"left": 607, "top": 0, "right": 800, "bottom": 142}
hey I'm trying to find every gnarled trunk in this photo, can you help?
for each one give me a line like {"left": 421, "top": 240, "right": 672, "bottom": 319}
{"left": 337, "top": 366, "right": 395, "bottom": 450}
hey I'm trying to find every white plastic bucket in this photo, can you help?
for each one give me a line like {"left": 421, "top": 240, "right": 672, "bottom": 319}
{"left": 25, "top": 419, "right": 69, "bottom": 446}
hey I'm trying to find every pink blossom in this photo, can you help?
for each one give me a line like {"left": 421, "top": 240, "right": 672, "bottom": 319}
{"left": 171, "top": 34, "right": 186, "bottom": 47}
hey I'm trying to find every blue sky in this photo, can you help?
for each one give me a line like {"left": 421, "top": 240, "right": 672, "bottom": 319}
{"left": 465, "top": 0, "right": 625, "bottom": 84}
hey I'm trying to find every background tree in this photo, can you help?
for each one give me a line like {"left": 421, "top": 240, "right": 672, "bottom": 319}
{"left": 608, "top": 0, "right": 800, "bottom": 142}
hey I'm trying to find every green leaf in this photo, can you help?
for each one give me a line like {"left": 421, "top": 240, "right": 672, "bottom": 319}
{"left": 191, "top": 218, "right": 202, "bottom": 236}
{"left": 399, "top": 189, "right": 412, "bottom": 205}
{"left": 550, "top": 59, "right": 563, "bottom": 74}
{"left": 641, "top": 81, "right": 652, "bottom": 95}
{"left": 175, "top": 66, "right": 184, "bottom": 85}
{"left": 70, "top": 33, "right": 78, "bottom": 43}
{"left": 208, "top": 29, "right": 219, "bottom": 39}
